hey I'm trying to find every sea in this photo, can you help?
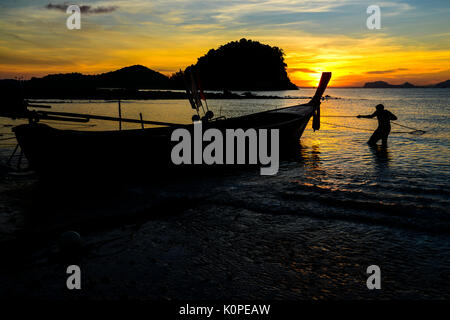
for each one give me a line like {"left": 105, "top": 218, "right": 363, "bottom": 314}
{"left": 1, "top": 88, "right": 449, "bottom": 231}
{"left": 0, "top": 88, "right": 449, "bottom": 298}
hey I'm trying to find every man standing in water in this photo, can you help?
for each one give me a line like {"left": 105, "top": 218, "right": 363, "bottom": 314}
{"left": 357, "top": 104, "right": 397, "bottom": 146}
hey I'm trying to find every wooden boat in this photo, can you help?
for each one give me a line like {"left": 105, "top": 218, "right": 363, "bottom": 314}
{"left": 12, "top": 73, "right": 331, "bottom": 179}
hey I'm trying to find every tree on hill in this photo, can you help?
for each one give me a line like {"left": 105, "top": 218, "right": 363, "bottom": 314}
{"left": 172, "top": 38, "right": 297, "bottom": 91}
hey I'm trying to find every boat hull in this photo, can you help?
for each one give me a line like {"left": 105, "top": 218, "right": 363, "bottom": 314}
{"left": 13, "top": 103, "right": 315, "bottom": 180}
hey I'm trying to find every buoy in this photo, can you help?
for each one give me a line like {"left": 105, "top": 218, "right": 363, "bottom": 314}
{"left": 59, "top": 231, "right": 82, "bottom": 252}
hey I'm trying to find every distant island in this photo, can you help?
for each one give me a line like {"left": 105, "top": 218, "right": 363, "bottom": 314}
{"left": 363, "top": 80, "right": 450, "bottom": 88}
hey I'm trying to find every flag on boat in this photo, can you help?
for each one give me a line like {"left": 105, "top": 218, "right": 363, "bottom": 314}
{"left": 189, "top": 71, "right": 203, "bottom": 110}
{"left": 196, "top": 74, "right": 206, "bottom": 101}
{"left": 182, "top": 69, "right": 198, "bottom": 111}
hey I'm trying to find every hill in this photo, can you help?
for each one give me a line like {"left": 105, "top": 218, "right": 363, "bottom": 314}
{"left": 172, "top": 38, "right": 297, "bottom": 91}
{"left": 27, "top": 65, "right": 170, "bottom": 90}
{"left": 363, "top": 81, "right": 416, "bottom": 88}
{"left": 434, "top": 80, "right": 450, "bottom": 88}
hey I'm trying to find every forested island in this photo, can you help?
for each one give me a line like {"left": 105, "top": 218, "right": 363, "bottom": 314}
{"left": 171, "top": 38, "right": 297, "bottom": 91}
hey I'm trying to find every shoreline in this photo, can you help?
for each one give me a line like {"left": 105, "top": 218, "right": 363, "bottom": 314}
{"left": 23, "top": 90, "right": 308, "bottom": 101}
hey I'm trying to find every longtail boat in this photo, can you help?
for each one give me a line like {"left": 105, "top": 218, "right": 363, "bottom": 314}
{"left": 10, "top": 72, "right": 331, "bottom": 179}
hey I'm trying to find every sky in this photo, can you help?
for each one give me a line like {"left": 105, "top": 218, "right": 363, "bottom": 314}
{"left": 0, "top": 0, "right": 449, "bottom": 87}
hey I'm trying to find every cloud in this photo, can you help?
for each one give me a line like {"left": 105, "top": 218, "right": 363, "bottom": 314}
{"left": 45, "top": 3, "right": 118, "bottom": 14}
{"left": 366, "top": 68, "right": 409, "bottom": 74}
{"left": 379, "top": 2, "right": 414, "bottom": 17}
{"left": 287, "top": 68, "right": 317, "bottom": 73}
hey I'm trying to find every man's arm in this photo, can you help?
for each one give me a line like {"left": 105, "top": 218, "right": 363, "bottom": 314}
{"left": 388, "top": 111, "right": 398, "bottom": 120}
{"left": 357, "top": 111, "right": 377, "bottom": 119}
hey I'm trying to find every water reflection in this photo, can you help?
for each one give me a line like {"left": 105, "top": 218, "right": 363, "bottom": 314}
{"left": 369, "top": 144, "right": 391, "bottom": 168}
{"left": 286, "top": 142, "right": 321, "bottom": 168}
{"left": 309, "top": 145, "right": 321, "bottom": 168}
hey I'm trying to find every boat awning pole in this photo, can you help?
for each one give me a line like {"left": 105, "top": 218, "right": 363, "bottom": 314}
{"left": 118, "top": 100, "right": 122, "bottom": 130}
{"left": 33, "top": 110, "right": 188, "bottom": 127}
{"left": 139, "top": 113, "right": 144, "bottom": 129}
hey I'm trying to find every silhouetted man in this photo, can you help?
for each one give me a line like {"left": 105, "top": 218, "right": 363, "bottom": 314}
{"left": 357, "top": 104, "right": 397, "bottom": 146}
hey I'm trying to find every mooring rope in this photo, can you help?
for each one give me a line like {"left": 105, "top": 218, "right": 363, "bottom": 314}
{"left": 321, "top": 121, "right": 374, "bottom": 131}
{"left": 321, "top": 115, "right": 356, "bottom": 117}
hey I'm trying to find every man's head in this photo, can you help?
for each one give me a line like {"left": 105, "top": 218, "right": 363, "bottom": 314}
{"left": 376, "top": 104, "right": 384, "bottom": 111}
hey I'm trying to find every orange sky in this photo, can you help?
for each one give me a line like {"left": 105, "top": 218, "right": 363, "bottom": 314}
{"left": 0, "top": 1, "right": 449, "bottom": 87}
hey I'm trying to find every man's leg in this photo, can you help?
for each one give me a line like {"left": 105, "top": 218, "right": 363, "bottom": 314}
{"left": 381, "top": 129, "right": 390, "bottom": 147}
{"left": 381, "top": 134, "right": 388, "bottom": 147}
{"left": 368, "top": 130, "right": 381, "bottom": 145}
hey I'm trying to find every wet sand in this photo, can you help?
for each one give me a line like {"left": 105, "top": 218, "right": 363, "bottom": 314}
{"left": 0, "top": 172, "right": 449, "bottom": 300}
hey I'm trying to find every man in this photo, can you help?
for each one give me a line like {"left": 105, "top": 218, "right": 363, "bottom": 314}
{"left": 357, "top": 104, "right": 397, "bottom": 146}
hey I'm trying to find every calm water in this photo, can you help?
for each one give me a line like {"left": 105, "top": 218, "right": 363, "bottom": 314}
{"left": 0, "top": 88, "right": 449, "bottom": 233}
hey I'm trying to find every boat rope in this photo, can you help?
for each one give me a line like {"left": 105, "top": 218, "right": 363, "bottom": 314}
{"left": 320, "top": 121, "right": 374, "bottom": 131}
{"left": 321, "top": 115, "right": 356, "bottom": 117}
